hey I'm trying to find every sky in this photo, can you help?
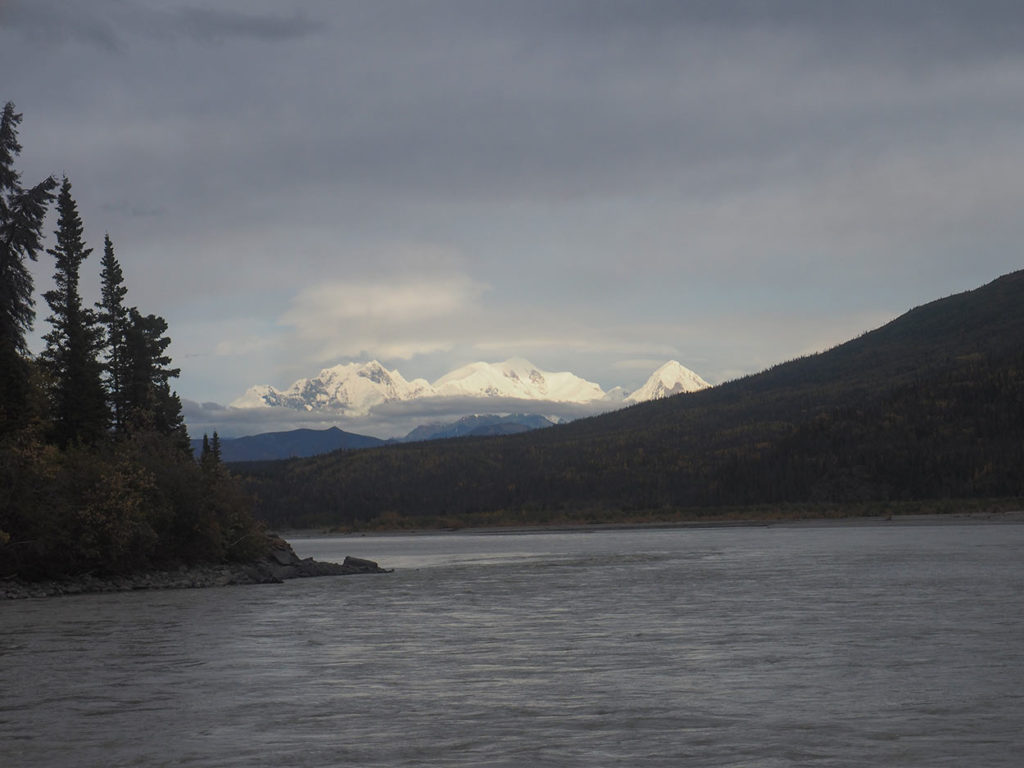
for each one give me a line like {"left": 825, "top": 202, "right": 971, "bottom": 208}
{"left": 3, "top": 0, "right": 1023, "bottom": 437}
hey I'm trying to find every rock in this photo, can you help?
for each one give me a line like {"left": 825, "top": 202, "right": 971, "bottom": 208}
{"left": 270, "top": 548, "right": 299, "bottom": 566}
{"left": 1, "top": 534, "right": 391, "bottom": 599}
{"left": 269, "top": 563, "right": 299, "bottom": 580}
{"left": 342, "top": 556, "right": 391, "bottom": 573}
{"left": 281, "top": 554, "right": 392, "bottom": 578}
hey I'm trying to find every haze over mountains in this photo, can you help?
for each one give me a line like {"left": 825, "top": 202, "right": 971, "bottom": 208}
{"left": 231, "top": 358, "right": 710, "bottom": 415}
{"left": 188, "top": 358, "right": 711, "bottom": 451}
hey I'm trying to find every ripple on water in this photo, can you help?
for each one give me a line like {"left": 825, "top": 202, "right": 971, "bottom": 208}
{"left": 1, "top": 524, "right": 1023, "bottom": 767}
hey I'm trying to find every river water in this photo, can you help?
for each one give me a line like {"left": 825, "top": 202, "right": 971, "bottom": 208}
{"left": 2, "top": 521, "right": 1022, "bottom": 767}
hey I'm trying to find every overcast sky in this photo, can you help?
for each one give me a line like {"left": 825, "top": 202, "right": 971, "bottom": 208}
{"left": 3, "top": 1, "right": 1023, "bottom": 436}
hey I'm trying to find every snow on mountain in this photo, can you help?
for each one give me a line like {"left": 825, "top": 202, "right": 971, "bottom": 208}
{"left": 602, "top": 386, "right": 629, "bottom": 403}
{"left": 433, "top": 358, "right": 605, "bottom": 402}
{"left": 231, "top": 361, "right": 432, "bottom": 414}
{"left": 231, "top": 358, "right": 710, "bottom": 415}
{"left": 625, "top": 360, "right": 711, "bottom": 403}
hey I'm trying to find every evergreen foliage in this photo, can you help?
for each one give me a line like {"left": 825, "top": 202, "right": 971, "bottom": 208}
{"left": 199, "top": 432, "right": 222, "bottom": 476}
{"left": 96, "top": 234, "right": 130, "bottom": 432}
{"left": 0, "top": 101, "right": 269, "bottom": 580}
{"left": 40, "top": 177, "right": 108, "bottom": 447}
{"left": 0, "top": 102, "right": 57, "bottom": 434}
{"left": 123, "top": 307, "right": 186, "bottom": 448}
{"left": 235, "top": 270, "right": 1024, "bottom": 529}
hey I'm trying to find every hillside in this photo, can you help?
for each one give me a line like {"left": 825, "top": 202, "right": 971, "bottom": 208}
{"left": 401, "top": 414, "right": 557, "bottom": 443}
{"left": 191, "top": 427, "right": 385, "bottom": 462}
{"left": 235, "top": 271, "right": 1024, "bottom": 528}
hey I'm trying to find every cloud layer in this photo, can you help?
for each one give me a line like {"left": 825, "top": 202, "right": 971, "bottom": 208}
{"left": 183, "top": 394, "right": 621, "bottom": 441}
{"left": 4, "top": 0, "right": 1023, "bottom": 436}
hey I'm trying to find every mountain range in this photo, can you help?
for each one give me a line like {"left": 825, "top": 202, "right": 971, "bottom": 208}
{"left": 235, "top": 269, "right": 1024, "bottom": 529}
{"left": 191, "top": 414, "right": 561, "bottom": 461}
{"left": 231, "top": 358, "right": 710, "bottom": 414}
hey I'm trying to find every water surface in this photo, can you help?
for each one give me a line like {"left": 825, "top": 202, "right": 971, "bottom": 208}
{"left": 2, "top": 522, "right": 1022, "bottom": 766}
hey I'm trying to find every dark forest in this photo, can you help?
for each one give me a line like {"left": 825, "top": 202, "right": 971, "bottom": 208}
{"left": 236, "top": 270, "right": 1024, "bottom": 529}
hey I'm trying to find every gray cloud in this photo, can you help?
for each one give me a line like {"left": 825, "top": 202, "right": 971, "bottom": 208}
{"left": 172, "top": 7, "right": 324, "bottom": 43}
{"left": 1, "top": 0, "right": 324, "bottom": 49}
{"left": 5, "top": 1, "right": 1024, "bottom": 434}
{"left": 1, "top": 0, "right": 124, "bottom": 51}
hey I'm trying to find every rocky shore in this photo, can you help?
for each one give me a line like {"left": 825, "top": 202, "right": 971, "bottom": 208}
{"left": 1, "top": 536, "right": 390, "bottom": 600}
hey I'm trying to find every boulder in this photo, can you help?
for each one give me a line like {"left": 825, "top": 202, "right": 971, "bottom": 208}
{"left": 341, "top": 556, "right": 390, "bottom": 573}
{"left": 270, "top": 548, "right": 300, "bottom": 566}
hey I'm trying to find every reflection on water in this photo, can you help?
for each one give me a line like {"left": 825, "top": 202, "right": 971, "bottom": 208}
{"left": 2, "top": 523, "right": 1023, "bottom": 767}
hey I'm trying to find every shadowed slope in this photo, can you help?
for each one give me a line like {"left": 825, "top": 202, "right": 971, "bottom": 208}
{"left": 236, "top": 271, "right": 1024, "bottom": 527}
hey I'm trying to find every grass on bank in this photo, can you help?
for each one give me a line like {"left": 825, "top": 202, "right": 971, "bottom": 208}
{"left": 326, "top": 497, "right": 1024, "bottom": 534}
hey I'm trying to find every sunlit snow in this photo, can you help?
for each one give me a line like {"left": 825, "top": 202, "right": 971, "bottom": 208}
{"left": 230, "top": 358, "right": 710, "bottom": 416}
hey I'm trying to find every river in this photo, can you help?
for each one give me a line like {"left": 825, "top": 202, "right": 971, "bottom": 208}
{"left": 2, "top": 520, "right": 1022, "bottom": 766}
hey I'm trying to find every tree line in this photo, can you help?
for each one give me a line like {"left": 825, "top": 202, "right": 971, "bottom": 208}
{"left": 0, "top": 101, "right": 266, "bottom": 578}
{"left": 238, "top": 348, "right": 1024, "bottom": 530}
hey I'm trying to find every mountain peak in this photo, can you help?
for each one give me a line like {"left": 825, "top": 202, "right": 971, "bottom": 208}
{"left": 230, "top": 359, "right": 430, "bottom": 414}
{"left": 433, "top": 358, "right": 603, "bottom": 402}
{"left": 626, "top": 360, "right": 711, "bottom": 403}
{"left": 231, "top": 358, "right": 710, "bottom": 414}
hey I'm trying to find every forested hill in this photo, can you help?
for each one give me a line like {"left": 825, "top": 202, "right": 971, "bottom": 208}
{"left": 236, "top": 270, "right": 1024, "bottom": 528}
{"left": 189, "top": 427, "right": 385, "bottom": 463}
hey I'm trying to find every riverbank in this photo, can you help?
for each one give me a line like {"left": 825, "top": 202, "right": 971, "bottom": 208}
{"left": 284, "top": 508, "right": 1024, "bottom": 539}
{"left": 1, "top": 537, "right": 390, "bottom": 600}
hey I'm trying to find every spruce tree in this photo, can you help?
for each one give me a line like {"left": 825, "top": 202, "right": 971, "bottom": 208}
{"left": 40, "top": 177, "right": 108, "bottom": 447}
{"left": 96, "top": 234, "right": 130, "bottom": 432}
{"left": 123, "top": 307, "right": 186, "bottom": 447}
{"left": 0, "top": 102, "right": 57, "bottom": 433}
{"left": 199, "top": 431, "right": 223, "bottom": 475}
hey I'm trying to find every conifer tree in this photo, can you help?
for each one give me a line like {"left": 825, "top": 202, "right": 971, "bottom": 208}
{"left": 200, "top": 431, "right": 223, "bottom": 475}
{"left": 123, "top": 307, "right": 187, "bottom": 447}
{"left": 96, "top": 234, "right": 130, "bottom": 432}
{"left": 40, "top": 177, "right": 108, "bottom": 447}
{"left": 0, "top": 102, "right": 57, "bottom": 432}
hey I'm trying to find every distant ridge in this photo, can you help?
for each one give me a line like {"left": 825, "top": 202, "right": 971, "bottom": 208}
{"left": 236, "top": 270, "right": 1024, "bottom": 528}
{"left": 401, "top": 414, "right": 558, "bottom": 443}
{"left": 190, "top": 427, "right": 384, "bottom": 463}
{"left": 195, "top": 415, "right": 560, "bottom": 462}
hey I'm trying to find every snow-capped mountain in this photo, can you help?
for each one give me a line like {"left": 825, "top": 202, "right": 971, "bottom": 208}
{"left": 232, "top": 361, "right": 432, "bottom": 413}
{"left": 231, "top": 357, "right": 710, "bottom": 415}
{"left": 601, "top": 386, "right": 629, "bottom": 403}
{"left": 433, "top": 358, "right": 605, "bottom": 402}
{"left": 625, "top": 361, "right": 710, "bottom": 403}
